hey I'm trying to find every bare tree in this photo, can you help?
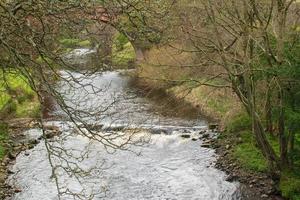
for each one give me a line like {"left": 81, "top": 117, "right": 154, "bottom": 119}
{"left": 0, "top": 0, "right": 167, "bottom": 199}
{"left": 169, "top": 0, "right": 300, "bottom": 172}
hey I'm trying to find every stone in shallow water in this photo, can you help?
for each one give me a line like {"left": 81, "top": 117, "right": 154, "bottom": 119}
{"left": 8, "top": 71, "right": 239, "bottom": 200}
{"left": 208, "top": 124, "right": 218, "bottom": 130}
{"left": 181, "top": 134, "right": 191, "bottom": 139}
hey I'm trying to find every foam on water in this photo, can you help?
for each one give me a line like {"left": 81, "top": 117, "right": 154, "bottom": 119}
{"left": 9, "top": 127, "right": 239, "bottom": 200}
{"left": 7, "top": 49, "right": 240, "bottom": 200}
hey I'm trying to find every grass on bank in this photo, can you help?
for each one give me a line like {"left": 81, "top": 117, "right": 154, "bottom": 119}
{"left": 111, "top": 32, "right": 136, "bottom": 68}
{"left": 224, "top": 113, "right": 300, "bottom": 200}
{"left": 0, "top": 71, "right": 40, "bottom": 119}
{"left": 59, "top": 38, "right": 92, "bottom": 49}
{"left": 0, "top": 71, "right": 40, "bottom": 161}
{"left": 135, "top": 44, "right": 238, "bottom": 120}
{"left": 234, "top": 131, "right": 268, "bottom": 172}
{"left": 57, "top": 38, "right": 92, "bottom": 54}
{"left": 136, "top": 42, "right": 300, "bottom": 199}
{"left": 138, "top": 63, "right": 300, "bottom": 199}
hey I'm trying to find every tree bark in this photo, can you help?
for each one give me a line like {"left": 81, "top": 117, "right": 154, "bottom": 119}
{"left": 265, "top": 87, "right": 273, "bottom": 135}
{"left": 278, "top": 90, "right": 289, "bottom": 169}
{"left": 288, "top": 130, "right": 295, "bottom": 166}
{"left": 252, "top": 110, "right": 279, "bottom": 171}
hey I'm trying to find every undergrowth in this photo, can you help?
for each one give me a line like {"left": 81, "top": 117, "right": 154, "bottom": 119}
{"left": 225, "top": 113, "right": 300, "bottom": 200}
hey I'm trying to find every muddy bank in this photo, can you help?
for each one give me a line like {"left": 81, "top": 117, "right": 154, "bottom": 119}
{"left": 128, "top": 76, "right": 217, "bottom": 123}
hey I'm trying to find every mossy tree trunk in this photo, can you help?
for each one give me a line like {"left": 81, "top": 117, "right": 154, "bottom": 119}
{"left": 265, "top": 86, "right": 274, "bottom": 135}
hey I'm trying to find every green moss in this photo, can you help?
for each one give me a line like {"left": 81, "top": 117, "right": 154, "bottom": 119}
{"left": 7, "top": 74, "right": 34, "bottom": 96}
{"left": 225, "top": 114, "right": 271, "bottom": 172}
{"left": 280, "top": 171, "right": 300, "bottom": 200}
{"left": 36, "top": 56, "right": 54, "bottom": 66}
{"left": 77, "top": 40, "right": 91, "bottom": 47}
{"left": 0, "top": 123, "right": 8, "bottom": 160}
{"left": 113, "top": 33, "right": 129, "bottom": 51}
{"left": 112, "top": 35, "right": 136, "bottom": 68}
{"left": 15, "top": 99, "right": 40, "bottom": 118}
{"left": 59, "top": 38, "right": 80, "bottom": 47}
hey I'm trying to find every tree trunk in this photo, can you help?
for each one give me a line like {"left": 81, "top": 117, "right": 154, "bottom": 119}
{"left": 278, "top": 109, "right": 288, "bottom": 168}
{"left": 278, "top": 90, "right": 289, "bottom": 169}
{"left": 265, "top": 87, "right": 273, "bottom": 135}
{"left": 288, "top": 130, "right": 295, "bottom": 166}
{"left": 252, "top": 111, "right": 279, "bottom": 171}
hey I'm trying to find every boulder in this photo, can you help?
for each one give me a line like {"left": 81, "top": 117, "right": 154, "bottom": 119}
{"left": 208, "top": 124, "right": 218, "bottom": 130}
{"left": 201, "top": 142, "right": 211, "bottom": 148}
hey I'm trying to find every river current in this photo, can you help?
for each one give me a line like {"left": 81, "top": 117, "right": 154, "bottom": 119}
{"left": 7, "top": 49, "right": 240, "bottom": 200}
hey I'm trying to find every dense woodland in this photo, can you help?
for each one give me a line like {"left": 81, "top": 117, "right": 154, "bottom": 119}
{"left": 0, "top": 0, "right": 300, "bottom": 199}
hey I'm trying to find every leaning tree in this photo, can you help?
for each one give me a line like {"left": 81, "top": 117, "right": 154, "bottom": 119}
{"left": 174, "top": 0, "right": 300, "bottom": 172}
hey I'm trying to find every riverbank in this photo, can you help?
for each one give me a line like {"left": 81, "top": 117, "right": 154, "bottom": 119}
{"left": 132, "top": 45, "right": 300, "bottom": 199}
{"left": 0, "top": 71, "right": 40, "bottom": 155}
{"left": 0, "top": 119, "right": 62, "bottom": 199}
{"left": 0, "top": 71, "right": 41, "bottom": 199}
{"left": 0, "top": 119, "right": 38, "bottom": 199}
{"left": 132, "top": 74, "right": 281, "bottom": 200}
{"left": 6, "top": 70, "right": 241, "bottom": 200}
{"left": 0, "top": 71, "right": 40, "bottom": 162}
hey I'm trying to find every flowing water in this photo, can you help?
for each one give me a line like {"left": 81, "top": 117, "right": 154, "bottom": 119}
{"left": 7, "top": 49, "right": 240, "bottom": 200}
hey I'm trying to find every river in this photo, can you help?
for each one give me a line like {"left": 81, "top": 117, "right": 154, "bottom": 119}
{"left": 7, "top": 49, "right": 240, "bottom": 200}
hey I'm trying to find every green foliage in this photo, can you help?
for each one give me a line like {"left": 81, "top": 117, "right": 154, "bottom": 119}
{"left": 292, "top": 135, "right": 300, "bottom": 169}
{"left": 0, "top": 72, "right": 33, "bottom": 110}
